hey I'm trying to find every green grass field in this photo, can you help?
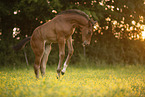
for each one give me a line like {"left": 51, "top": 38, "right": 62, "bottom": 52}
{"left": 0, "top": 63, "right": 145, "bottom": 97}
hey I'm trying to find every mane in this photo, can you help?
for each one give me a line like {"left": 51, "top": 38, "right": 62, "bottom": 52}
{"left": 58, "top": 9, "right": 90, "bottom": 21}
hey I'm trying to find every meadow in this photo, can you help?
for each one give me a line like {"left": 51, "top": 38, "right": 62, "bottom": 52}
{"left": 0, "top": 63, "right": 145, "bottom": 97}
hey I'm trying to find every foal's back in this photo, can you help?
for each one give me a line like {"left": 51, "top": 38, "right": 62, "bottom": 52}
{"left": 31, "top": 16, "right": 62, "bottom": 43}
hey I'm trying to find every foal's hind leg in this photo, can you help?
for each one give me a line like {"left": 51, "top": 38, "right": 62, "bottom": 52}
{"left": 40, "top": 44, "right": 52, "bottom": 77}
{"left": 31, "top": 39, "right": 45, "bottom": 78}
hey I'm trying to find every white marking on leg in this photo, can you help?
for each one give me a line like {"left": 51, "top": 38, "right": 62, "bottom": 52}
{"left": 61, "top": 62, "right": 68, "bottom": 73}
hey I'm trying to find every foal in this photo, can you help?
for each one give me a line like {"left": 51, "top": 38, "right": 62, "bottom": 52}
{"left": 14, "top": 9, "right": 96, "bottom": 78}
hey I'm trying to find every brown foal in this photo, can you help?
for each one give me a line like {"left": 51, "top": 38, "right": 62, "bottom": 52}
{"left": 13, "top": 9, "right": 96, "bottom": 78}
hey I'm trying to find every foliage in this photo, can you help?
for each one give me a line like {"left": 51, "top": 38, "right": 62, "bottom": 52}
{"left": 86, "top": 34, "right": 145, "bottom": 64}
{"left": 0, "top": 38, "right": 34, "bottom": 66}
{"left": 0, "top": 64, "right": 145, "bottom": 97}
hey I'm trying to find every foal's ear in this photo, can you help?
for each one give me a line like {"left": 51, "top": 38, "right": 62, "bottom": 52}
{"left": 90, "top": 18, "right": 94, "bottom": 22}
{"left": 91, "top": 18, "right": 98, "bottom": 25}
{"left": 89, "top": 18, "right": 97, "bottom": 27}
{"left": 88, "top": 20, "right": 93, "bottom": 27}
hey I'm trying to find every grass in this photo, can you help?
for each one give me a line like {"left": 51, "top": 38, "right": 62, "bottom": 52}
{"left": 0, "top": 63, "right": 145, "bottom": 97}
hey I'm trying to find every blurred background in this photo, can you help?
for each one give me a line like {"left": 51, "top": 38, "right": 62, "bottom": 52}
{"left": 1, "top": 0, "right": 145, "bottom": 66}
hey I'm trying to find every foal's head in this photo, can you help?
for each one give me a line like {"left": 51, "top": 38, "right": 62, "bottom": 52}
{"left": 81, "top": 19, "right": 96, "bottom": 46}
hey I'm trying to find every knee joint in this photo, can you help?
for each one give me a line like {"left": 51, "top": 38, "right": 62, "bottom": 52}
{"left": 59, "top": 52, "right": 65, "bottom": 58}
{"left": 69, "top": 49, "right": 74, "bottom": 55}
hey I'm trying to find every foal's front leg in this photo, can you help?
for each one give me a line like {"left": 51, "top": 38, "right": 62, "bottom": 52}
{"left": 61, "top": 36, "right": 74, "bottom": 75}
{"left": 57, "top": 40, "right": 65, "bottom": 78}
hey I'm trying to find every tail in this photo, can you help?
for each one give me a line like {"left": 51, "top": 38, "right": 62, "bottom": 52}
{"left": 13, "top": 36, "right": 31, "bottom": 51}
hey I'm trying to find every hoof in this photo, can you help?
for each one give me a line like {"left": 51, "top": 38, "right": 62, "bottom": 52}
{"left": 41, "top": 74, "right": 45, "bottom": 78}
{"left": 56, "top": 73, "right": 60, "bottom": 79}
{"left": 36, "top": 75, "right": 39, "bottom": 79}
{"left": 56, "top": 76, "right": 59, "bottom": 79}
{"left": 61, "top": 71, "right": 65, "bottom": 75}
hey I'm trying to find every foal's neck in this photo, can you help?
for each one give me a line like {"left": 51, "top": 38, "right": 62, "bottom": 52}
{"left": 64, "top": 14, "right": 88, "bottom": 27}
